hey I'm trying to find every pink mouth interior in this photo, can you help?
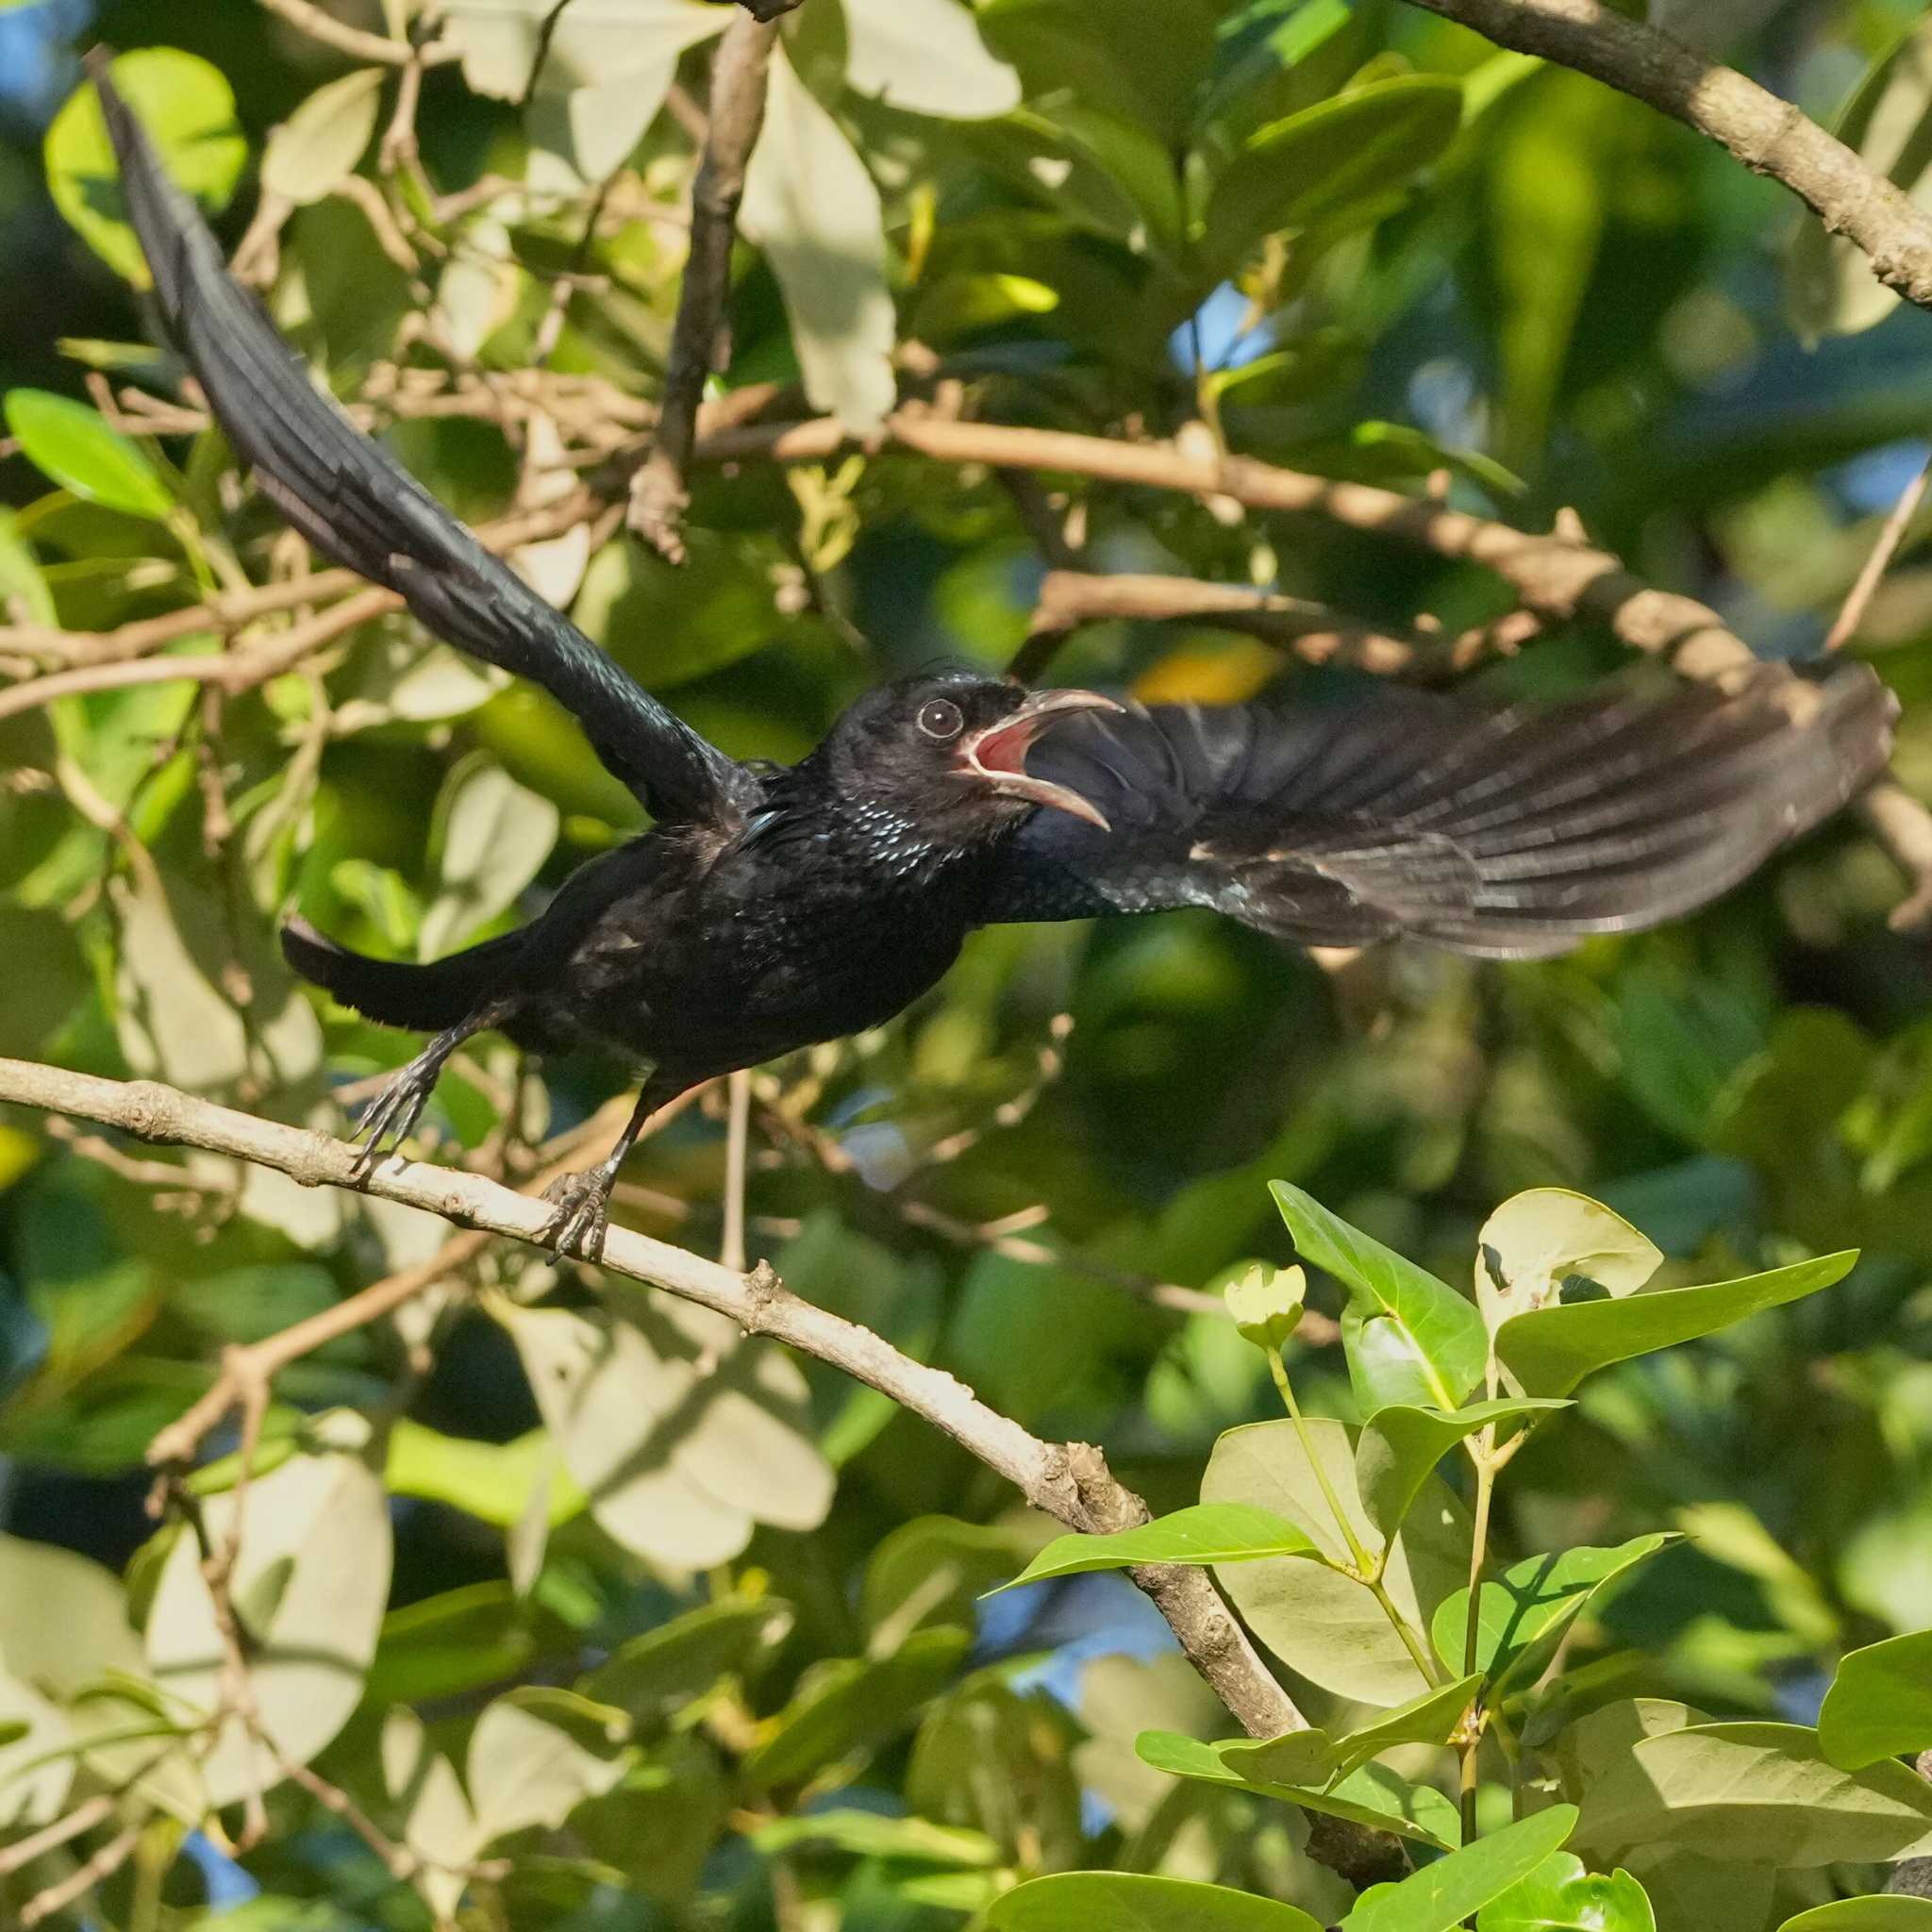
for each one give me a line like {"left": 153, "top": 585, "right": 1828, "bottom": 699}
{"left": 968, "top": 718, "right": 1041, "bottom": 774}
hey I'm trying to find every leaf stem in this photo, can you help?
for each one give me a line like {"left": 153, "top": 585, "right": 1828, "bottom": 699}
{"left": 1266, "top": 1351, "right": 1444, "bottom": 1689}
{"left": 1266, "top": 1349, "right": 1374, "bottom": 1576}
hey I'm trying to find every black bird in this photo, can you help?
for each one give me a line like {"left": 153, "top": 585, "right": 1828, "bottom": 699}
{"left": 97, "top": 71, "right": 1896, "bottom": 1255}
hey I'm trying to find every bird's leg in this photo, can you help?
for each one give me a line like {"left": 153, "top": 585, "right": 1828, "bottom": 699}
{"left": 541, "top": 1075, "right": 689, "bottom": 1262}
{"left": 349, "top": 1007, "right": 509, "bottom": 1178}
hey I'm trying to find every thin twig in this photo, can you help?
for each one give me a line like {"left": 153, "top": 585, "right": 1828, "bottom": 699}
{"left": 722, "top": 1069, "right": 751, "bottom": 1273}
{"left": 0, "top": 1797, "right": 117, "bottom": 1879}
{"left": 629, "top": 11, "right": 781, "bottom": 559}
{"left": 1825, "top": 455, "right": 1932, "bottom": 653}
{"left": 258, "top": 0, "right": 459, "bottom": 67}
{"left": 18, "top": 1826, "right": 140, "bottom": 1929}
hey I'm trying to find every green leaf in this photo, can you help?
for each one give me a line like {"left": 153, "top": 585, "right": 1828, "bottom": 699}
{"left": 1205, "top": 1418, "right": 1471, "bottom": 1705}
{"left": 466, "top": 1690, "right": 629, "bottom": 1848}
{"left": 4, "top": 391, "right": 175, "bottom": 522}
{"left": 1355, "top": 1400, "right": 1570, "bottom": 1541}
{"left": 579, "top": 1597, "right": 795, "bottom": 1728}
{"left": 1271, "top": 1183, "right": 1487, "bottom": 1408}
{"left": 1494, "top": 1254, "right": 1857, "bottom": 1398}
{"left": 1476, "top": 1853, "right": 1655, "bottom": 1932}
{"left": 46, "top": 47, "right": 246, "bottom": 283}
{"left": 741, "top": 42, "right": 896, "bottom": 433}
{"left": 419, "top": 753, "right": 559, "bottom": 958}
{"left": 1779, "top": 1902, "right": 1932, "bottom": 1932}
{"left": 842, "top": 0, "right": 1022, "bottom": 117}
{"left": 1346, "top": 1806, "right": 1580, "bottom": 1932}
{"left": 1575, "top": 1723, "right": 1932, "bottom": 1864}
{"left": 742, "top": 1627, "right": 971, "bottom": 1790}
{"left": 1319, "top": 1671, "right": 1487, "bottom": 1779}
{"left": 1474, "top": 1190, "right": 1661, "bottom": 1335}
{"left": 751, "top": 1807, "right": 1002, "bottom": 1865}
{"left": 146, "top": 1431, "right": 392, "bottom": 1807}
{"left": 1200, "top": 76, "right": 1463, "bottom": 276}
{"left": 1431, "top": 1536, "right": 1670, "bottom": 1687}
{"left": 995, "top": 1503, "right": 1322, "bottom": 1591}
{"left": 1137, "top": 1730, "right": 1462, "bottom": 1851}
{"left": 0, "top": 508, "right": 55, "bottom": 625}
{"left": 989, "top": 1872, "right": 1324, "bottom": 1930}
{"left": 386, "top": 1422, "right": 586, "bottom": 1530}
{"left": 260, "top": 67, "right": 386, "bottom": 206}
{"left": 1819, "top": 1631, "right": 1932, "bottom": 1770}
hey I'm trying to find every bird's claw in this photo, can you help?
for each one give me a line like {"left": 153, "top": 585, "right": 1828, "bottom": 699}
{"left": 347, "top": 1063, "right": 438, "bottom": 1178}
{"left": 541, "top": 1166, "right": 615, "bottom": 1261}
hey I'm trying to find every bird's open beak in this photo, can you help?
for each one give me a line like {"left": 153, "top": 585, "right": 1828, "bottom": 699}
{"left": 958, "top": 689, "right": 1122, "bottom": 831}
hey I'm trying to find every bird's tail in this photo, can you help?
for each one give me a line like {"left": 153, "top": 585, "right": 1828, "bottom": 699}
{"left": 280, "top": 918, "right": 525, "bottom": 1032}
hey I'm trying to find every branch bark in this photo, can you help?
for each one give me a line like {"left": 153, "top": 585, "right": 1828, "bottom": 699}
{"left": 630, "top": 12, "right": 781, "bottom": 560}
{"left": 696, "top": 410, "right": 1932, "bottom": 925}
{"left": 0, "top": 1054, "right": 1401, "bottom": 1887}
{"left": 1400, "top": 0, "right": 1932, "bottom": 312}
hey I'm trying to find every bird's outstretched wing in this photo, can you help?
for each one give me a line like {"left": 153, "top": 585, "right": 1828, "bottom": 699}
{"left": 94, "top": 64, "right": 748, "bottom": 826}
{"left": 987, "top": 666, "right": 1895, "bottom": 958}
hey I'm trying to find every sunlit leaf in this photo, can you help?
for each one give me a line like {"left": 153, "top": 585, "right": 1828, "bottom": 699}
{"left": 1476, "top": 1854, "right": 1656, "bottom": 1932}
{"left": 989, "top": 1872, "right": 1324, "bottom": 1930}
{"left": 994, "top": 1502, "right": 1322, "bottom": 1591}
{"left": 4, "top": 391, "right": 175, "bottom": 521}
{"left": 741, "top": 42, "right": 897, "bottom": 432}
{"left": 261, "top": 68, "right": 386, "bottom": 205}
{"left": 1494, "top": 1254, "right": 1857, "bottom": 1399}
{"left": 1818, "top": 1630, "right": 1932, "bottom": 1771}
{"left": 842, "top": 0, "right": 1022, "bottom": 118}
{"left": 146, "top": 1429, "right": 393, "bottom": 1806}
{"left": 419, "top": 753, "right": 560, "bottom": 958}
{"left": 1347, "top": 1806, "right": 1579, "bottom": 1932}
{"left": 1355, "top": 1399, "right": 1569, "bottom": 1541}
{"left": 1431, "top": 1535, "right": 1671, "bottom": 1687}
{"left": 1272, "top": 1183, "right": 1486, "bottom": 1408}
{"left": 1474, "top": 1189, "right": 1661, "bottom": 1335}
{"left": 46, "top": 47, "right": 246, "bottom": 282}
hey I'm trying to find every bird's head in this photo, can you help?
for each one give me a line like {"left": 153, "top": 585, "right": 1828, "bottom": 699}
{"left": 807, "top": 674, "right": 1122, "bottom": 844}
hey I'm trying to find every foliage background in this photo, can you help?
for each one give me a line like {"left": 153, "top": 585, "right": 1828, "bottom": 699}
{"left": 3, "top": 0, "right": 1932, "bottom": 1926}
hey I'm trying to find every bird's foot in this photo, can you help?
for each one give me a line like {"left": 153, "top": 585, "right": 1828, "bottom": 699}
{"left": 347, "top": 1059, "right": 440, "bottom": 1179}
{"left": 541, "top": 1163, "right": 617, "bottom": 1261}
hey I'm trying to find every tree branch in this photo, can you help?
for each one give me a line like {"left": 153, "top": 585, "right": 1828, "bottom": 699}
{"left": 696, "top": 411, "right": 1932, "bottom": 925}
{"left": 1403, "top": 0, "right": 1932, "bottom": 309}
{"left": 630, "top": 12, "right": 782, "bottom": 560}
{"left": 0, "top": 1054, "right": 1397, "bottom": 1885}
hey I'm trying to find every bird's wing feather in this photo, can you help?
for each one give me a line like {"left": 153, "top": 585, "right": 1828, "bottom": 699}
{"left": 94, "top": 65, "right": 749, "bottom": 827}
{"left": 985, "top": 667, "right": 1895, "bottom": 958}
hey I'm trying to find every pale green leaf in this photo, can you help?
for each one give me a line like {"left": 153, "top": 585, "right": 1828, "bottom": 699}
{"left": 1577, "top": 1723, "right": 1932, "bottom": 1865}
{"left": 1779, "top": 1901, "right": 1932, "bottom": 1932}
{"left": 741, "top": 42, "right": 897, "bottom": 432}
{"left": 146, "top": 1433, "right": 392, "bottom": 1806}
{"left": 261, "top": 68, "right": 386, "bottom": 204}
{"left": 466, "top": 1693, "right": 628, "bottom": 1845}
{"left": 420, "top": 753, "right": 559, "bottom": 958}
{"left": 842, "top": 0, "right": 1022, "bottom": 118}
{"left": 1355, "top": 1400, "right": 1569, "bottom": 1541}
{"left": 1475, "top": 1189, "right": 1661, "bottom": 1335}
{"left": 1495, "top": 1255, "right": 1857, "bottom": 1399}
{"left": 1204, "top": 1417, "right": 1471, "bottom": 1706}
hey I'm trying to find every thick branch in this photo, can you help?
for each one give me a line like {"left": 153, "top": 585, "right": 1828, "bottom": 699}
{"left": 630, "top": 12, "right": 780, "bottom": 560}
{"left": 1402, "top": 0, "right": 1932, "bottom": 311}
{"left": 697, "top": 411, "right": 1932, "bottom": 924}
{"left": 0, "top": 1056, "right": 1404, "bottom": 1879}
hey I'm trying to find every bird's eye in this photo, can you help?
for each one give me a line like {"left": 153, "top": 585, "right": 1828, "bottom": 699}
{"left": 917, "top": 698, "right": 965, "bottom": 741}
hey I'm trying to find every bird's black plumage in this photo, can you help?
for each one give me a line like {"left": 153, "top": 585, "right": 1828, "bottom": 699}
{"left": 96, "top": 66, "right": 1897, "bottom": 1254}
